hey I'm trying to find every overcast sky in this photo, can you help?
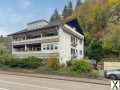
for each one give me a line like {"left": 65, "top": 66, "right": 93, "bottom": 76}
{"left": 0, "top": 0, "right": 79, "bottom": 36}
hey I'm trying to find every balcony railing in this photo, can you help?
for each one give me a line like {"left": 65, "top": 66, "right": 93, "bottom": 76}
{"left": 12, "top": 50, "right": 59, "bottom": 58}
{"left": 12, "top": 36, "right": 59, "bottom": 45}
{"left": 13, "top": 51, "right": 59, "bottom": 58}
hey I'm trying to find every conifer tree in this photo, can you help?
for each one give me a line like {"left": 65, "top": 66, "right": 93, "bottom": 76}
{"left": 75, "top": 0, "right": 82, "bottom": 10}
{"left": 49, "top": 9, "right": 61, "bottom": 23}
{"left": 62, "top": 1, "right": 73, "bottom": 19}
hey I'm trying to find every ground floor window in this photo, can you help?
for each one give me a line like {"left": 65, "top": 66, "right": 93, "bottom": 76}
{"left": 80, "top": 50, "right": 82, "bottom": 55}
{"left": 43, "top": 43, "right": 58, "bottom": 51}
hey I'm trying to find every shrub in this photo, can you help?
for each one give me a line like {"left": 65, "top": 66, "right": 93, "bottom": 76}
{"left": 71, "top": 58, "right": 93, "bottom": 73}
{"left": 86, "top": 39, "right": 104, "bottom": 62}
{"left": 9, "top": 58, "right": 24, "bottom": 68}
{"left": 47, "top": 57, "right": 59, "bottom": 70}
{"left": 66, "top": 60, "right": 72, "bottom": 67}
{"left": 0, "top": 48, "right": 43, "bottom": 69}
{"left": 10, "top": 56, "right": 43, "bottom": 69}
{"left": 3, "top": 56, "right": 15, "bottom": 66}
{"left": 0, "top": 47, "right": 15, "bottom": 65}
{"left": 23, "top": 56, "right": 43, "bottom": 69}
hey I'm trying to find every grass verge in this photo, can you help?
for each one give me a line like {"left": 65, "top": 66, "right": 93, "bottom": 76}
{"left": 0, "top": 65, "right": 102, "bottom": 79}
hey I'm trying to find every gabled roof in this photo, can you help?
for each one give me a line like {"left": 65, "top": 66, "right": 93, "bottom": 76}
{"left": 8, "top": 18, "right": 84, "bottom": 36}
{"left": 8, "top": 23, "right": 59, "bottom": 36}
{"left": 66, "top": 19, "right": 84, "bottom": 35}
{"left": 27, "top": 19, "right": 48, "bottom": 25}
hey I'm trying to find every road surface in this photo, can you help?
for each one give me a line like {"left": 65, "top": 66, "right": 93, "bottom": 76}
{"left": 0, "top": 73, "right": 109, "bottom": 90}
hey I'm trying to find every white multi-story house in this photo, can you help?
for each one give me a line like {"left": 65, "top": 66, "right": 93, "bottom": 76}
{"left": 8, "top": 19, "right": 84, "bottom": 64}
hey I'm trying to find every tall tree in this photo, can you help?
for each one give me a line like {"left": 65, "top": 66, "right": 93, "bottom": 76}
{"left": 75, "top": 0, "right": 82, "bottom": 10}
{"left": 75, "top": 0, "right": 120, "bottom": 36}
{"left": 62, "top": 1, "right": 73, "bottom": 19}
{"left": 87, "top": 39, "right": 104, "bottom": 62}
{"left": 49, "top": 9, "right": 61, "bottom": 23}
{"left": 62, "top": 5, "right": 68, "bottom": 18}
{"left": 102, "top": 24, "right": 120, "bottom": 56}
{"left": 109, "top": 3, "right": 120, "bottom": 24}
{"left": 68, "top": 0, "right": 73, "bottom": 12}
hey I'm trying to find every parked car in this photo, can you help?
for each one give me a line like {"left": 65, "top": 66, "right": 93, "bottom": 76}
{"left": 104, "top": 69, "right": 120, "bottom": 80}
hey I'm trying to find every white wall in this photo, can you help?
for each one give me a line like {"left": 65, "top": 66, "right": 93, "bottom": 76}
{"left": 59, "top": 27, "right": 71, "bottom": 64}
{"left": 58, "top": 26, "right": 84, "bottom": 64}
{"left": 76, "top": 37, "right": 84, "bottom": 59}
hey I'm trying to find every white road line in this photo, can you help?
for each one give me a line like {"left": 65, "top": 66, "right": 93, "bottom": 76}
{"left": 0, "top": 88, "right": 9, "bottom": 90}
{"left": 0, "top": 80, "right": 62, "bottom": 90}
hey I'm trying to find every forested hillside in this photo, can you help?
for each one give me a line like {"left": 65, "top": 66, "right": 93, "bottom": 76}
{"left": 74, "top": 0, "right": 120, "bottom": 59}
{"left": 50, "top": 0, "right": 120, "bottom": 61}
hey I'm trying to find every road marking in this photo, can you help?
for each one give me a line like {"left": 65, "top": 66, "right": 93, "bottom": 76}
{"left": 0, "top": 80, "right": 62, "bottom": 90}
{"left": 0, "top": 88, "right": 9, "bottom": 90}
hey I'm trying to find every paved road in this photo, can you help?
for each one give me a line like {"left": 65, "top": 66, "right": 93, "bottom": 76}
{"left": 0, "top": 74, "right": 109, "bottom": 90}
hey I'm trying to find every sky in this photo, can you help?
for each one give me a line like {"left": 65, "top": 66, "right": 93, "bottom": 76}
{"left": 0, "top": 0, "right": 79, "bottom": 36}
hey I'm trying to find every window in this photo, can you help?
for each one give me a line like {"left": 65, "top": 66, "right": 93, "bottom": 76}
{"left": 76, "top": 49, "right": 77, "bottom": 54}
{"left": 71, "top": 48, "right": 75, "bottom": 55}
{"left": 71, "top": 48, "right": 77, "bottom": 58}
{"left": 55, "top": 45, "right": 58, "bottom": 50}
{"left": 51, "top": 44, "right": 53, "bottom": 50}
{"left": 37, "top": 47, "right": 41, "bottom": 51}
{"left": 47, "top": 45, "right": 49, "bottom": 50}
{"left": 43, "top": 47, "right": 46, "bottom": 50}
{"left": 80, "top": 38, "right": 83, "bottom": 44}
{"left": 43, "top": 45, "right": 46, "bottom": 50}
{"left": 76, "top": 38, "right": 78, "bottom": 44}
{"left": 71, "top": 36, "right": 78, "bottom": 46}
{"left": 43, "top": 43, "right": 58, "bottom": 51}
{"left": 80, "top": 50, "right": 82, "bottom": 55}
{"left": 43, "top": 48, "right": 46, "bottom": 50}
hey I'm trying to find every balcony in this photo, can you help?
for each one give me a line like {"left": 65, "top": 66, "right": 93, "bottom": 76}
{"left": 12, "top": 50, "right": 59, "bottom": 58}
{"left": 12, "top": 42, "right": 59, "bottom": 56}
{"left": 12, "top": 36, "right": 59, "bottom": 45}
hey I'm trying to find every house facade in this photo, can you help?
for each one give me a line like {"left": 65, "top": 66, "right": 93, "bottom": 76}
{"left": 9, "top": 19, "right": 84, "bottom": 64}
